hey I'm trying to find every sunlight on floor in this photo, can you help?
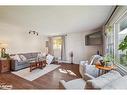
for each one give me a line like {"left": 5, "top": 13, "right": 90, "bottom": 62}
{"left": 58, "top": 68, "right": 77, "bottom": 76}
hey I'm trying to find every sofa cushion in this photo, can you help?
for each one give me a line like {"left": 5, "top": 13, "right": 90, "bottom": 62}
{"left": 85, "top": 70, "right": 122, "bottom": 89}
{"left": 20, "top": 55, "right": 27, "bottom": 61}
{"left": 103, "top": 75, "right": 127, "bottom": 89}
{"left": 11, "top": 55, "right": 22, "bottom": 62}
{"left": 17, "top": 60, "right": 29, "bottom": 66}
{"left": 85, "top": 64, "right": 99, "bottom": 78}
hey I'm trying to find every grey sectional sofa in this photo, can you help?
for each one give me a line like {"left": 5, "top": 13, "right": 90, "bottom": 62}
{"left": 10, "top": 52, "right": 40, "bottom": 71}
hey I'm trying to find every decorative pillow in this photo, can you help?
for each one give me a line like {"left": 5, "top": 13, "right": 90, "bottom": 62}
{"left": 11, "top": 54, "right": 22, "bottom": 62}
{"left": 20, "top": 55, "right": 27, "bottom": 61}
{"left": 46, "top": 54, "right": 54, "bottom": 65}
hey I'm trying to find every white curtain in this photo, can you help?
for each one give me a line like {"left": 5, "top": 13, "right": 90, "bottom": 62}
{"left": 48, "top": 37, "right": 54, "bottom": 55}
{"left": 48, "top": 35, "right": 66, "bottom": 61}
{"left": 61, "top": 35, "right": 66, "bottom": 61}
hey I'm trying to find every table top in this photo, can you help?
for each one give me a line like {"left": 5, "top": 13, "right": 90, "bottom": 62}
{"left": 96, "top": 64, "right": 116, "bottom": 71}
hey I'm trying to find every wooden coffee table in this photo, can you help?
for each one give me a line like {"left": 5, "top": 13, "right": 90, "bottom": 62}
{"left": 30, "top": 60, "right": 46, "bottom": 72}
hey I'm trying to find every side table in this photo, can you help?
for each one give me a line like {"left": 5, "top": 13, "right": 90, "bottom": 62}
{"left": 0, "top": 59, "right": 11, "bottom": 73}
{"left": 96, "top": 64, "right": 116, "bottom": 76}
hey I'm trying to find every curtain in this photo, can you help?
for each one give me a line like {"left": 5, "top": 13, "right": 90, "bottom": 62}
{"left": 61, "top": 35, "right": 66, "bottom": 61}
{"left": 48, "top": 37, "right": 54, "bottom": 55}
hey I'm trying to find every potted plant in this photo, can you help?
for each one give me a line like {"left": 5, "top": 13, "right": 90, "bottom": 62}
{"left": 118, "top": 35, "right": 127, "bottom": 64}
{"left": 119, "top": 35, "right": 127, "bottom": 54}
{"left": 103, "top": 54, "right": 114, "bottom": 66}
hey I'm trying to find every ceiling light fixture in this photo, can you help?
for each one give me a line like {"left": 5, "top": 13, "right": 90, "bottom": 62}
{"left": 29, "top": 30, "right": 38, "bottom": 36}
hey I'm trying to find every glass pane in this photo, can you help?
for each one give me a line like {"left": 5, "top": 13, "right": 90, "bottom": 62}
{"left": 52, "top": 36, "right": 62, "bottom": 60}
{"left": 53, "top": 37, "right": 62, "bottom": 49}
{"left": 106, "top": 25, "right": 114, "bottom": 56}
{"left": 118, "top": 18, "right": 127, "bottom": 67}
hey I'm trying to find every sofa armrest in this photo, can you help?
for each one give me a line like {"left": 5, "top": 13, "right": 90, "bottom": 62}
{"left": 11, "top": 60, "right": 19, "bottom": 70}
{"left": 59, "top": 80, "right": 66, "bottom": 89}
{"left": 84, "top": 73, "right": 95, "bottom": 81}
{"left": 85, "top": 70, "right": 122, "bottom": 89}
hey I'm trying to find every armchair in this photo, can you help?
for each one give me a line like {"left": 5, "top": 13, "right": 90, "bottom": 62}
{"left": 59, "top": 55, "right": 103, "bottom": 89}
{"left": 59, "top": 79, "right": 86, "bottom": 89}
{"left": 79, "top": 61, "right": 99, "bottom": 81}
{"left": 89, "top": 55, "right": 103, "bottom": 65}
{"left": 59, "top": 62, "right": 99, "bottom": 89}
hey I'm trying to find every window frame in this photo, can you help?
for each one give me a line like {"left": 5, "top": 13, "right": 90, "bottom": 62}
{"left": 113, "top": 10, "right": 127, "bottom": 71}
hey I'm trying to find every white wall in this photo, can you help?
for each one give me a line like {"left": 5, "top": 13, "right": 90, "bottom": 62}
{"left": 66, "top": 30, "right": 103, "bottom": 64}
{"left": 0, "top": 22, "right": 47, "bottom": 54}
{"left": 0, "top": 21, "right": 103, "bottom": 64}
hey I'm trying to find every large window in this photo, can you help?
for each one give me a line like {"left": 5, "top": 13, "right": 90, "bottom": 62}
{"left": 53, "top": 37, "right": 62, "bottom": 49}
{"left": 106, "top": 7, "right": 127, "bottom": 72}
{"left": 52, "top": 37, "right": 62, "bottom": 60}
{"left": 118, "top": 17, "right": 127, "bottom": 67}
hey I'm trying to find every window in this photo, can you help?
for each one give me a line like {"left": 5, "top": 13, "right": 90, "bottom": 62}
{"left": 52, "top": 36, "right": 62, "bottom": 60}
{"left": 106, "top": 25, "right": 114, "bottom": 55}
{"left": 106, "top": 7, "right": 127, "bottom": 72}
{"left": 53, "top": 37, "right": 62, "bottom": 49}
{"left": 117, "top": 17, "right": 127, "bottom": 67}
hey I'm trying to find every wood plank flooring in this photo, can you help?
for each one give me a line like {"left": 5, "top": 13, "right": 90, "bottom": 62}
{"left": 0, "top": 63, "right": 81, "bottom": 89}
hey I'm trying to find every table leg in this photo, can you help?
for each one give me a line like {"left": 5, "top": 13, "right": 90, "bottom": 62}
{"left": 40, "top": 61, "right": 43, "bottom": 69}
{"left": 30, "top": 65, "right": 32, "bottom": 72}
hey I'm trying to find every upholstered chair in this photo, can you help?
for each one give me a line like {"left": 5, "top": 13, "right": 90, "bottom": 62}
{"left": 59, "top": 62, "right": 99, "bottom": 89}
{"left": 89, "top": 55, "right": 103, "bottom": 65}
{"left": 59, "top": 78, "right": 86, "bottom": 89}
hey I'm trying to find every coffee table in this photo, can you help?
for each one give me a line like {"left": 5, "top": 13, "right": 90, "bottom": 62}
{"left": 29, "top": 60, "right": 46, "bottom": 72}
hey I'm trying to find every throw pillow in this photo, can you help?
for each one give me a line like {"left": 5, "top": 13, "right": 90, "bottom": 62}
{"left": 46, "top": 54, "right": 54, "bottom": 65}
{"left": 12, "top": 54, "right": 22, "bottom": 62}
{"left": 20, "top": 55, "right": 27, "bottom": 61}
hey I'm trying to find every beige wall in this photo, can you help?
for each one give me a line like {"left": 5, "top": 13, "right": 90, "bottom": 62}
{"left": 66, "top": 30, "right": 103, "bottom": 64}
{"left": 0, "top": 22, "right": 47, "bottom": 54}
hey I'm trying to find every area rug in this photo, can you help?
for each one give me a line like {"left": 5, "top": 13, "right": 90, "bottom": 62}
{"left": 12, "top": 64, "right": 60, "bottom": 81}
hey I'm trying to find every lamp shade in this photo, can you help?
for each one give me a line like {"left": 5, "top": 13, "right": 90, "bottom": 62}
{"left": 0, "top": 43, "right": 8, "bottom": 48}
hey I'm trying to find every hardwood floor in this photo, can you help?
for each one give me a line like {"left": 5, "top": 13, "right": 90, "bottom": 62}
{"left": 0, "top": 63, "right": 81, "bottom": 89}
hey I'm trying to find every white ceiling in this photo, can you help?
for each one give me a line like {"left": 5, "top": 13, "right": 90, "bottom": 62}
{"left": 0, "top": 6, "right": 114, "bottom": 36}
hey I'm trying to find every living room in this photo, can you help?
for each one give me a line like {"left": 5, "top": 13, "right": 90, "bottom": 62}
{"left": 0, "top": 0, "right": 127, "bottom": 95}
{"left": 0, "top": 6, "right": 106, "bottom": 88}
